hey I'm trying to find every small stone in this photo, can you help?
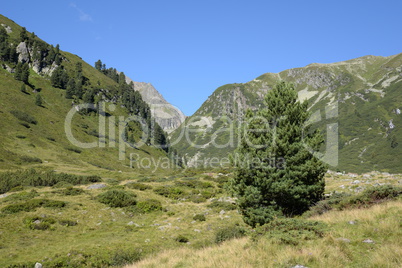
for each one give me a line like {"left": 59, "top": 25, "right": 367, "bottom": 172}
{"left": 362, "top": 239, "right": 374, "bottom": 244}
{"left": 87, "top": 183, "right": 107, "bottom": 190}
{"left": 34, "top": 263, "right": 42, "bottom": 268}
{"left": 191, "top": 221, "right": 196, "bottom": 224}
{"left": 194, "top": 229, "right": 201, "bottom": 233}
{"left": 145, "top": 239, "right": 150, "bottom": 243}
{"left": 291, "top": 265, "right": 309, "bottom": 268}
{"left": 33, "top": 220, "right": 41, "bottom": 224}
{"left": 348, "top": 221, "right": 356, "bottom": 225}
{"left": 352, "top": 180, "right": 360, "bottom": 184}
{"left": 219, "top": 210, "right": 226, "bottom": 215}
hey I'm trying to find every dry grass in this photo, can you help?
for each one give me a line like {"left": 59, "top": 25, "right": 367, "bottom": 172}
{"left": 126, "top": 200, "right": 402, "bottom": 268}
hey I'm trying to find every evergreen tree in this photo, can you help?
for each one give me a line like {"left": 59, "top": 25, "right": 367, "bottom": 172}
{"left": 230, "top": 82, "right": 327, "bottom": 227}
{"left": 15, "top": 62, "right": 30, "bottom": 84}
{"left": 19, "top": 27, "right": 28, "bottom": 42}
{"left": 95, "top": 59, "right": 102, "bottom": 71}
{"left": 35, "top": 94, "right": 43, "bottom": 107}
{"left": 50, "top": 66, "right": 69, "bottom": 89}
{"left": 20, "top": 84, "right": 27, "bottom": 94}
{"left": 65, "top": 78, "right": 75, "bottom": 99}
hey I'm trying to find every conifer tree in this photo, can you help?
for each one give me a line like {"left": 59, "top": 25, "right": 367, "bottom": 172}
{"left": 35, "top": 94, "right": 43, "bottom": 107}
{"left": 230, "top": 82, "right": 327, "bottom": 227}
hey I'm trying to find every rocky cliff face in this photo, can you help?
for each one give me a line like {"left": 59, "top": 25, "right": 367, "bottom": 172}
{"left": 171, "top": 53, "right": 402, "bottom": 173}
{"left": 124, "top": 76, "right": 186, "bottom": 133}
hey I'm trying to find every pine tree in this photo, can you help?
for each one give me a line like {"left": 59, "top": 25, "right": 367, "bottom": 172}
{"left": 94, "top": 59, "right": 102, "bottom": 71}
{"left": 35, "top": 94, "right": 43, "bottom": 107}
{"left": 230, "top": 82, "right": 327, "bottom": 227}
{"left": 15, "top": 62, "right": 30, "bottom": 84}
{"left": 20, "top": 84, "right": 27, "bottom": 93}
{"left": 65, "top": 78, "right": 75, "bottom": 99}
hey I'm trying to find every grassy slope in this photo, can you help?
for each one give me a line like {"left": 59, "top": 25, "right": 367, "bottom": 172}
{"left": 0, "top": 170, "right": 401, "bottom": 267}
{"left": 0, "top": 14, "right": 168, "bottom": 174}
{"left": 128, "top": 200, "right": 402, "bottom": 268}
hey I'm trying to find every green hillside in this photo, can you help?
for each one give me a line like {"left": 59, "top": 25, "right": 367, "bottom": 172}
{"left": 0, "top": 14, "right": 173, "bottom": 174}
{"left": 171, "top": 54, "right": 402, "bottom": 173}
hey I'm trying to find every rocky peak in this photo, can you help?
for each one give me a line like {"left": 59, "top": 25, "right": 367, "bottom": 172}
{"left": 124, "top": 76, "right": 186, "bottom": 133}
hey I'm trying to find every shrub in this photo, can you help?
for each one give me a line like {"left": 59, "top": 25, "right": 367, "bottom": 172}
{"left": 59, "top": 219, "right": 78, "bottom": 226}
{"left": 153, "top": 186, "right": 187, "bottom": 199}
{"left": 175, "top": 235, "right": 189, "bottom": 243}
{"left": 207, "top": 201, "right": 237, "bottom": 212}
{"left": 1, "top": 199, "right": 66, "bottom": 214}
{"left": 24, "top": 216, "right": 56, "bottom": 230}
{"left": 193, "top": 214, "right": 206, "bottom": 221}
{"left": 59, "top": 187, "right": 84, "bottom": 196}
{"left": 215, "top": 225, "right": 246, "bottom": 244}
{"left": 110, "top": 248, "right": 143, "bottom": 266}
{"left": 126, "top": 182, "right": 152, "bottom": 191}
{"left": 20, "top": 155, "right": 42, "bottom": 163}
{"left": 0, "top": 169, "right": 101, "bottom": 194}
{"left": 303, "top": 192, "right": 351, "bottom": 217}
{"left": 16, "top": 135, "right": 26, "bottom": 139}
{"left": 338, "top": 185, "right": 402, "bottom": 210}
{"left": 136, "top": 199, "right": 162, "bottom": 213}
{"left": 253, "top": 218, "right": 326, "bottom": 245}
{"left": 189, "top": 195, "right": 207, "bottom": 203}
{"left": 97, "top": 189, "right": 137, "bottom": 207}
{"left": 10, "top": 110, "right": 38, "bottom": 124}
{"left": 65, "top": 147, "right": 82, "bottom": 153}
{"left": 3, "top": 190, "right": 38, "bottom": 202}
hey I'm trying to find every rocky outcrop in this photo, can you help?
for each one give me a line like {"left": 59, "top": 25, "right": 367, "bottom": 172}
{"left": 125, "top": 76, "right": 186, "bottom": 133}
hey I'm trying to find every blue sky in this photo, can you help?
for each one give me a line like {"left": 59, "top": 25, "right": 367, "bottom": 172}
{"left": 2, "top": 0, "right": 402, "bottom": 115}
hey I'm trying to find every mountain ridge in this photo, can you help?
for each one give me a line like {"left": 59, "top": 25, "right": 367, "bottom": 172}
{"left": 172, "top": 53, "right": 402, "bottom": 173}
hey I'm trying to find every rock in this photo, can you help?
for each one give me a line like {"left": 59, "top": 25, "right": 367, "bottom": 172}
{"left": 362, "top": 239, "right": 374, "bottom": 243}
{"left": 348, "top": 221, "right": 356, "bottom": 225}
{"left": 127, "top": 221, "right": 140, "bottom": 227}
{"left": 145, "top": 239, "right": 150, "bottom": 243}
{"left": 0, "top": 193, "right": 8, "bottom": 199}
{"left": 33, "top": 220, "right": 41, "bottom": 225}
{"left": 16, "top": 42, "right": 30, "bottom": 63}
{"left": 219, "top": 210, "right": 226, "bottom": 215}
{"left": 123, "top": 78, "right": 186, "bottom": 132}
{"left": 352, "top": 180, "right": 360, "bottom": 184}
{"left": 87, "top": 183, "right": 106, "bottom": 190}
{"left": 34, "top": 263, "right": 42, "bottom": 268}
{"left": 291, "top": 265, "right": 309, "bottom": 268}
{"left": 194, "top": 229, "right": 201, "bottom": 233}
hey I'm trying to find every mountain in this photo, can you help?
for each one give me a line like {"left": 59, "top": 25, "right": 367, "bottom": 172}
{"left": 124, "top": 76, "right": 186, "bottom": 133}
{"left": 171, "top": 53, "right": 402, "bottom": 173}
{"left": 0, "top": 14, "right": 178, "bottom": 172}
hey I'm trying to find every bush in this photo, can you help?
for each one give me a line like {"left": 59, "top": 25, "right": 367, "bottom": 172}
{"left": 66, "top": 147, "right": 82, "bottom": 154}
{"left": 24, "top": 216, "right": 56, "bottom": 230}
{"left": 215, "top": 225, "right": 246, "bottom": 244}
{"left": 20, "top": 155, "right": 42, "bottom": 163}
{"left": 136, "top": 199, "right": 162, "bottom": 213}
{"left": 59, "top": 219, "right": 78, "bottom": 226}
{"left": 110, "top": 248, "right": 143, "bottom": 266}
{"left": 153, "top": 186, "right": 187, "bottom": 199}
{"left": 207, "top": 201, "right": 237, "bottom": 212}
{"left": 193, "top": 214, "right": 206, "bottom": 221}
{"left": 303, "top": 192, "right": 351, "bottom": 217}
{"left": 3, "top": 190, "right": 38, "bottom": 202}
{"left": 189, "top": 195, "right": 207, "bottom": 203}
{"left": 10, "top": 110, "right": 38, "bottom": 124}
{"left": 97, "top": 189, "right": 137, "bottom": 207}
{"left": 175, "top": 235, "right": 189, "bottom": 243}
{"left": 1, "top": 199, "right": 66, "bottom": 214}
{"left": 59, "top": 187, "right": 84, "bottom": 196}
{"left": 0, "top": 169, "right": 101, "bottom": 194}
{"left": 253, "top": 218, "right": 326, "bottom": 245}
{"left": 126, "top": 182, "right": 152, "bottom": 191}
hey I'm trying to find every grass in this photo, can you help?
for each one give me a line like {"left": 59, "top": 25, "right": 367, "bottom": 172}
{"left": 0, "top": 170, "right": 400, "bottom": 267}
{"left": 126, "top": 199, "right": 402, "bottom": 268}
